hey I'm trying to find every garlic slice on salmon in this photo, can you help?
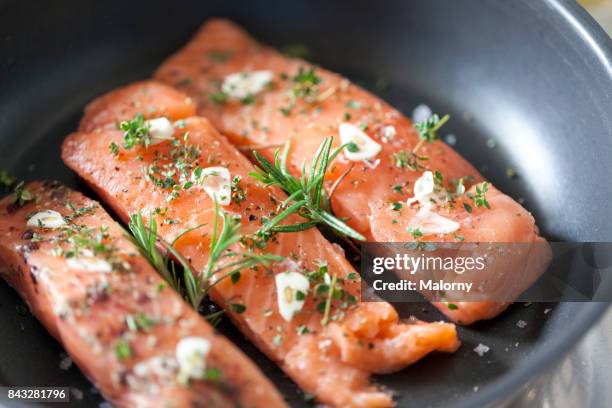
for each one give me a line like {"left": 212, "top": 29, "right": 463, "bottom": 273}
{"left": 407, "top": 170, "right": 435, "bottom": 207}
{"left": 275, "top": 272, "right": 310, "bottom": 322}
{"left": 27, "top": 210, "right": 66, "bottom": 228}
{"left": 380, "top": 125, "right": 397, "bottom": 142}
{"left": 146, "top": 117, "right": 175, "bottom": 144}
{"left": 222, "top": 70, "right": 273, "bottom": 100}
{"left": 176, "top": 336, "right": 211, "bottom": 383}
{"left": 194, "top": 167, "right": 232, "bottom": 205}
{"left": 407, "top": 208, "right": 460, "bottom": 236}
{"left": 66, "top": 256, "right": 112, "bottom": 273}
{"left": 339, "top": 123, "right": 382, "bottom": 161}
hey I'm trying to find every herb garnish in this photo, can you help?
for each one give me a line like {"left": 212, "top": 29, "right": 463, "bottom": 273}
{"left": 210, "top": 90, "right": 229, "bottom": 106}
{"left": 115, "top": 339, "right": 132, "bottom": 360}
{"left": 467, "top": 182, "right": 491, "bottom": 209}
{"left": 393, "top": 113, "right": 450, "bottom": 171}
{"left": 207, "top": 50, "right": 233, "bottom": 63}
{"left": 0, "top": 170, "right": 15, "bottom": 189}
{"left": 250, "top": 138, "right": 365, "bottom": 241}
{"left": 407, "top": 227, "right": 423, "bottom": 240}
{"left": 281, "top": 44, "right": 311, "bottom": 59}
{"left": 279, "top": 67, "right": 323, "bottom": 115}
{"left": 128, "top": 204, "right": 282, "bottom": 309}
{"left": 119, "top": 113, "right": 151, "bottom": 149}
{"left": 412, "top": 113, "right": 450, "bottom": 152}
{"left": 11, "top": 181, "right": 35, "bottom": 207}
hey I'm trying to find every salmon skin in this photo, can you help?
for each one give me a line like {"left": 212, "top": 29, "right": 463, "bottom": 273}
{"left": 0, "top": 181, "right": 286, "bottom": 408}
{"left": 64, "top": 81, "right": 460, "bottom": 407}
{"left": 154, "top": 19, "right": 551, "bottom": 324}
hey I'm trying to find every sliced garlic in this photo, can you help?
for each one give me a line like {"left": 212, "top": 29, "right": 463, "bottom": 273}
{"left": 222, "top": 70, "right": 273, "bottom": 100}
{"left": 146, "top": 117, "right": 175, "bottom": 145}
{"left": 195, "top": 167, "right": 232, "bottom": 206}
{"left": 339, "top": 123, "right": 382, "bottom": 161}
{"left": 66, "top": 257, "right": 112, "bottom": 273}
{"left": 407, "top": 171, "right": 435, "bottom": 207}
{"left": 176, "top": 336, "right": 211, "bottom": 382}
{"left": 27, "top": 210, "right": 66, "bottom": 229}
{"left": 407, "top": 208, "right": 460, "bottom": 236}
{"left": 275, "top": 272, "right": 310, "bottom": 322}
{"left": 380, "top": 125, "right": 397, "bottom": 142}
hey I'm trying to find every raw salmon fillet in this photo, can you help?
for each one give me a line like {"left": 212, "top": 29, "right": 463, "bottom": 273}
{"left": 154, "top": 19, "right": 551, "bottom": 324}
{"left": 64, "top": 82, "right": 461, "bottom": 407}
{"left": 0, "top": 181, "right": 286, "bottom": 408}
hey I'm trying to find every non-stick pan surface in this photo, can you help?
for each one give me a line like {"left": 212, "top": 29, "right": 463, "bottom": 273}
{"left": 1, "top": 0, "right": 611, "bottom": 407}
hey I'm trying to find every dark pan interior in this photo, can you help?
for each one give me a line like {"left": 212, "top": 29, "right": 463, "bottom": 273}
{"left": 1, "top": 0, "right": 611, "bottom": 407}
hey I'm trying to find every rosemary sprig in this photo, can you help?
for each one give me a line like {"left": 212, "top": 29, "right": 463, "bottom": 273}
{"left": 128, "top": 212, "right": 197, "bottom": 305}
{"left": 250, "top": 137, "right": 365, "bottom": 241}
{"left": 127, "top": 204, "right": 282, "bottom": 309}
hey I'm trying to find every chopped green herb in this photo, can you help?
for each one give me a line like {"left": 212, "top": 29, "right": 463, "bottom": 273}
{"left": 11, "top": 181, "right": 34, "bottom": 207}
{"left": 345, "top": 99, "right": 361, "bottom": 109}
{"left": 210, "top": 91, "right": 229, "bottom": 105}
{"left": 230, "top": 176, "right": 247, "bottom": 204}
{"left": 468, "top": 182, "right": 490, "bottom": 209}
{"left": 207, "top": 50, "right": 233, "bottom": 63}
{"left": 231, "top": 271, "right": 241, "bottom": 284}
{"left": 120, "top": 113, "right": 151, "bottom": 149}
{"left": 392, "top": 150, "right": 427, "bottom": 171}
{"left": 295, "top": 290, "right": 306, "bottom": 301}
{"left": 204, "top": 367, "right": 223, "bottom": 381}
{"left": 434, "top": 170, "right": 443, "bottom": 187}
{"left": 407, "top": 227, "right": 423, "bottom": 240}
{"left": 176, "top": 78, "right": 192, "bottom": 87}
{"left": 126, "top": 313, "right": 155, "bottom": 331}
{"left": 296, "top": 325, "right": 309, "bottom": 335}
{"left": 109, "top": 142, "right": 119, "bottom": 156}
{"left": 0, "top": 170, "right": 15, "bottom": 189}
{"left": 115, "top": 339, "right": 132, "bottom": 360}
{"left": 228, "top": 303, "right": 247, "bottom": 314}
{"left": 291, "top": 67, "right": 322, "bottom": 102}
{"left": 241, "top": 95, "right": 255, "bottom": 105}
{"left": 281, "top": 43, "right": 311, "bottom": 59}
{"left": 390, "top": 201, "right": 403, "bottom": 211}
{"left": 346, "top": 141, "right": 360, "bottom": 153}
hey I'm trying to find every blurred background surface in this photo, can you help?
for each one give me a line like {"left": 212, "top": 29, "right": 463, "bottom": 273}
{"left": 581, "top": 0, "right": 612, "bottom": 32}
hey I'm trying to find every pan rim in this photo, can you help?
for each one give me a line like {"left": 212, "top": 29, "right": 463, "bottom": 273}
{"left": 448, "top": 2, "right": 612, "bottom": 405}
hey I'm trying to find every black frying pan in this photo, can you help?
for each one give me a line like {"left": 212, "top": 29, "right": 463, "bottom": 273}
{"left": 1, "top": 0, "right": 611, "bottom": 407}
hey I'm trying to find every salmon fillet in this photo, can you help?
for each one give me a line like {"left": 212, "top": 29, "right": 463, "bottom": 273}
{"left": 0, "top": 181, "right": 286, "bottom": 408}
{"left": 154, "top": 19, "right": 551, "bottom": 324}
{"left": 64, "top": 82, "right": 461, "bottom": 407}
